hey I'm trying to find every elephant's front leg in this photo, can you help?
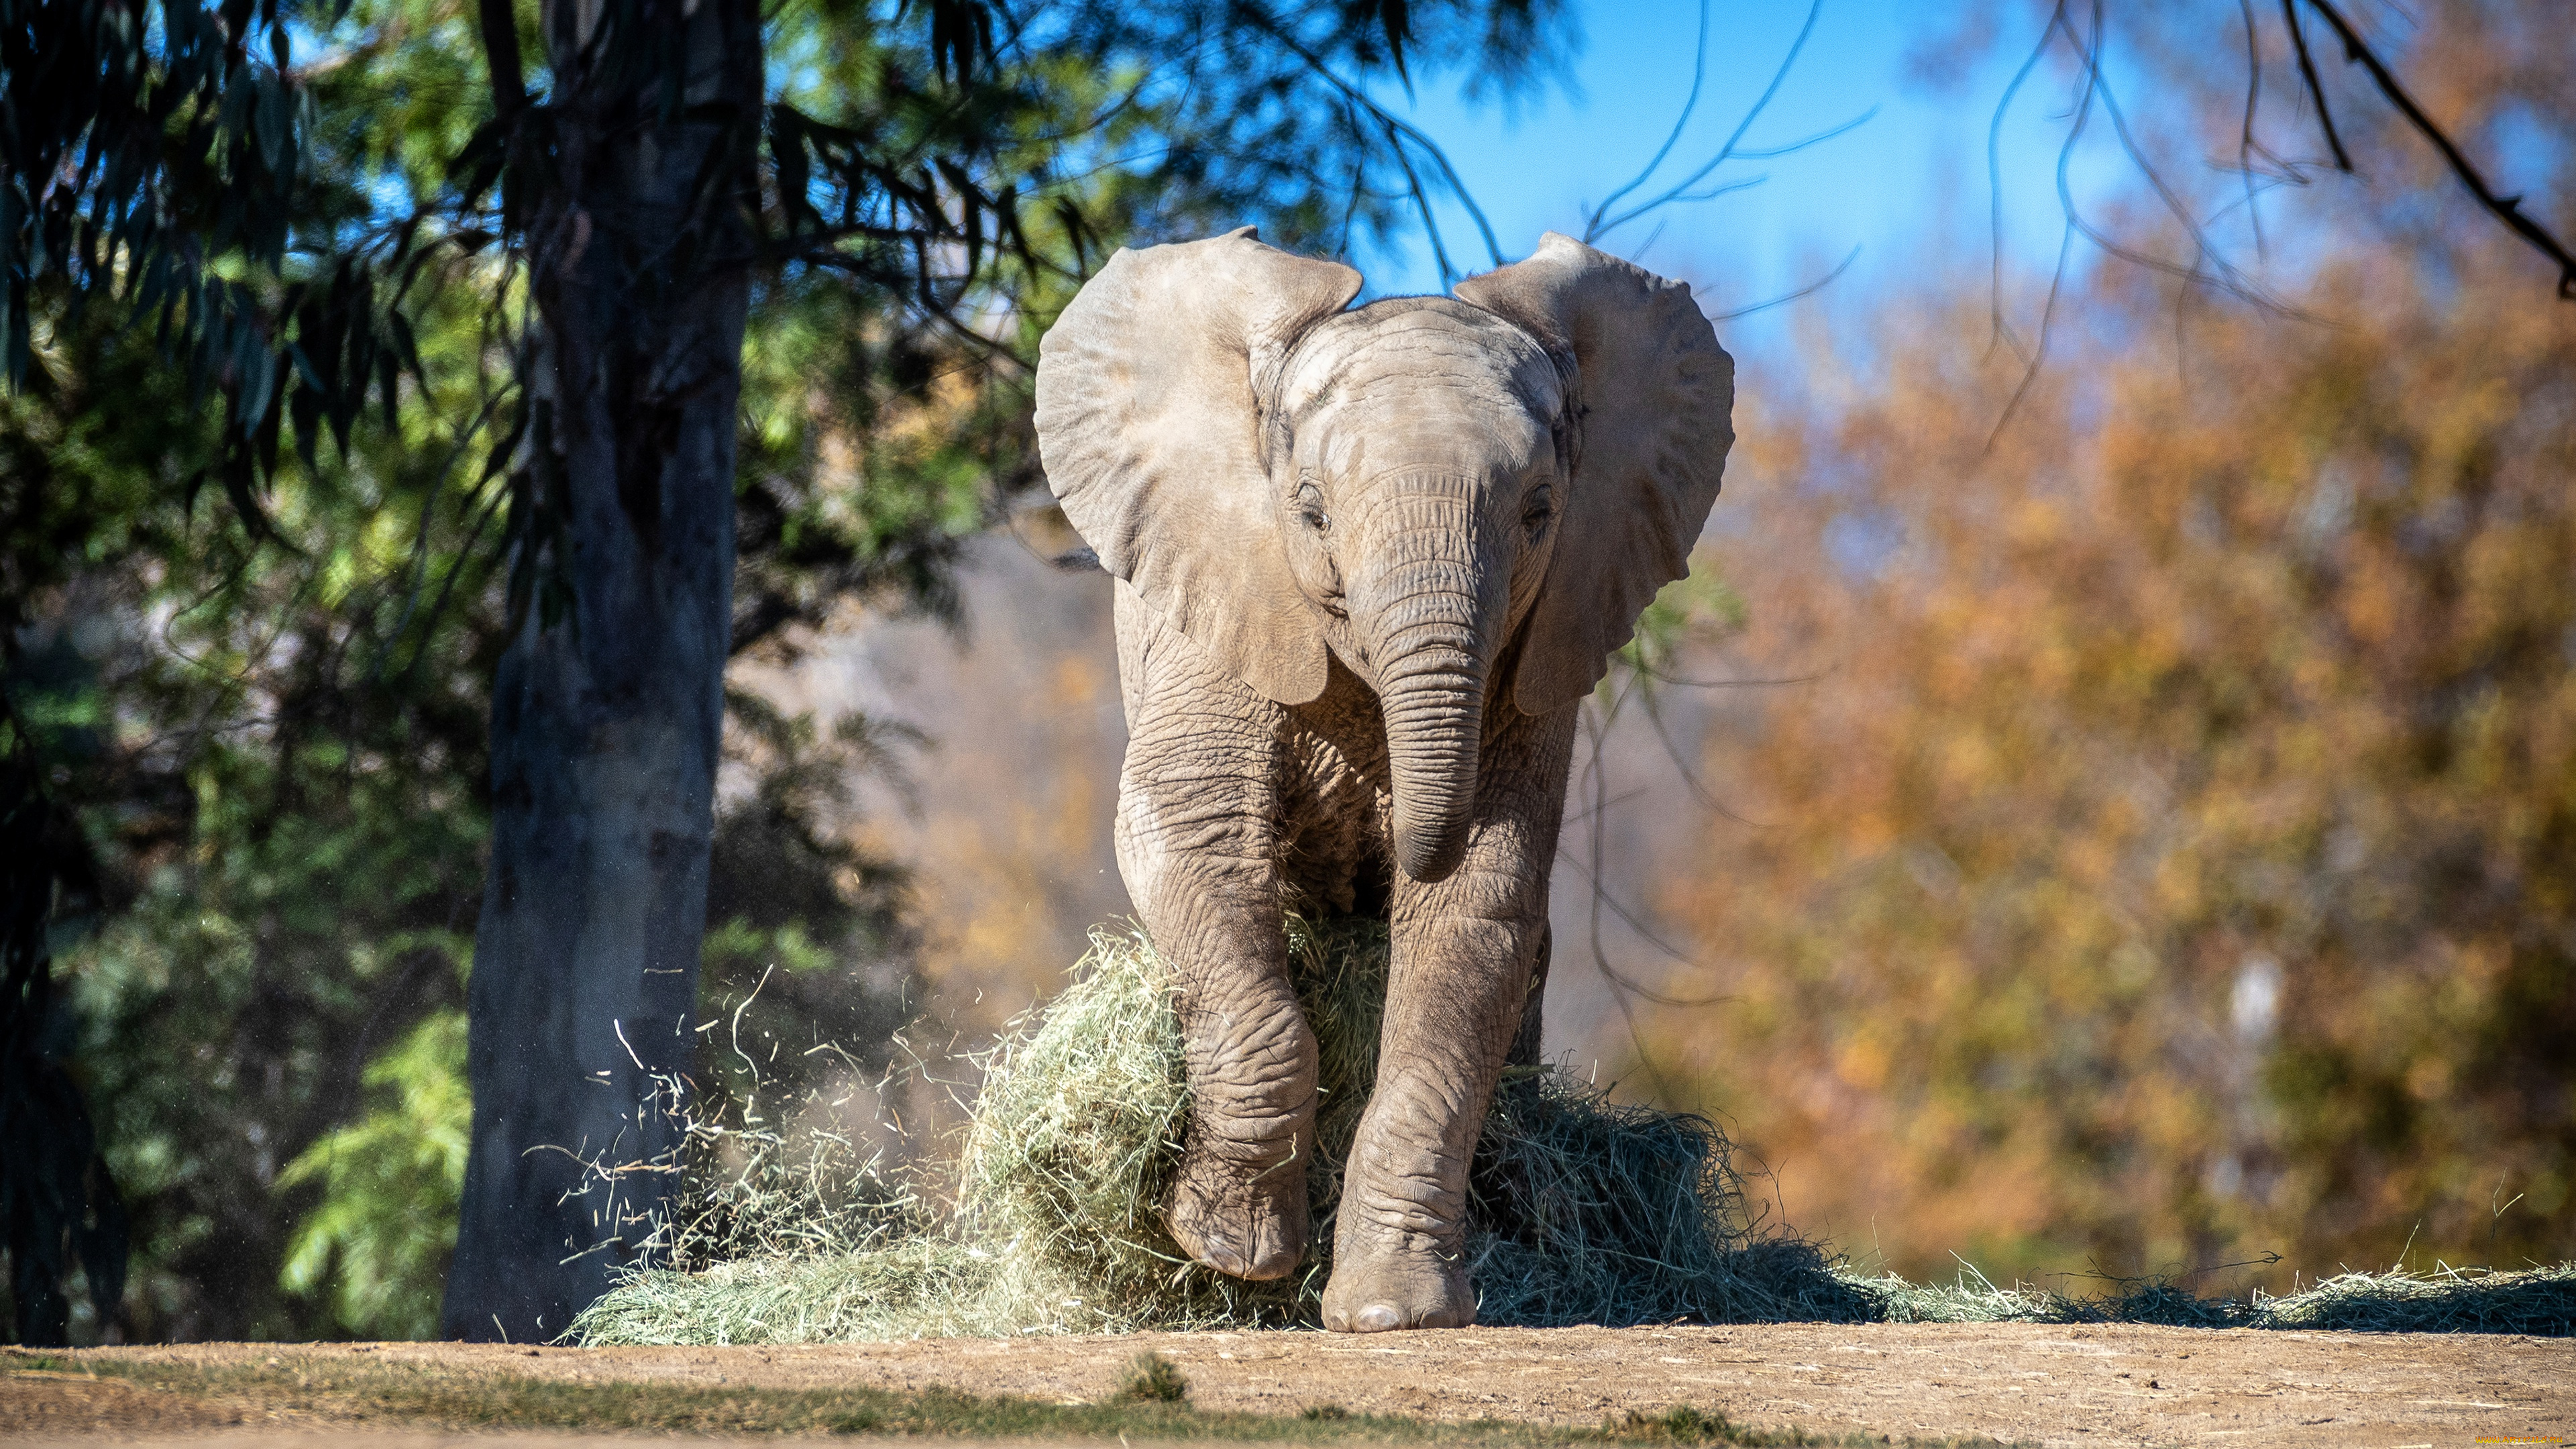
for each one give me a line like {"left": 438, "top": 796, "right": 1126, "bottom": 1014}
{"left": 1113, "top": 615, "right": 1315, "bottom": 1281}
{"left": 1152, "top": 871, "right": 1316, "bottom": 1282}
{"left": 1322, "top": 705, "right": 1576, "bottom": 1331}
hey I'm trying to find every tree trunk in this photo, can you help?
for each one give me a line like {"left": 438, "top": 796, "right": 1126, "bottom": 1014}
{"left": 441, "top": 0, "right": 759, "bottom": 1342}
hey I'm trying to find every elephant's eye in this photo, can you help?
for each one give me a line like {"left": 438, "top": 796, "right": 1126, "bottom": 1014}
{"left": 1297, "top": 481, "right": 1330, "bottom": 533}
{"left": 1522, "top": 484, "right": 1555, "bottom": 528}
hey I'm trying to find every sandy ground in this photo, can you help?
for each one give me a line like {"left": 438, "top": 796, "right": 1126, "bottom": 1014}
{"left": 4, "top": 1324, "right": 2569, "bottom": 1448}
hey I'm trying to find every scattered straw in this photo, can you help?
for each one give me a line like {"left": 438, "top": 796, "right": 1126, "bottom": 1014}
{"left": 572, "top": 919, "right": 2574, "bottom": 1344}
{"left": 1855, "top": 1262, "right": 2576, "bottom": 1334}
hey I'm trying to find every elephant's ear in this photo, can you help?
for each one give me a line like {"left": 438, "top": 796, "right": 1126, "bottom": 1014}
{"left": 1455, "top": 232, "right": 1735, "bottom": 714}
{"left": 1035, "top": 227, "right": 1360, "bottom": 704}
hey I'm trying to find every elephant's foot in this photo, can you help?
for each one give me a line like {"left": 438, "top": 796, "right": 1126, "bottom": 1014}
{"left": 1166, "top": 1137, "right": 1308, "bottom": 1281}
{"left": 1320, "top": 1238, "right": 1475, "bottom": 1332}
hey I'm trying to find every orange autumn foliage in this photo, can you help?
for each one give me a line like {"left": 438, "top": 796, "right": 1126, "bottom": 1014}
{"left": 1666, "top": 244, "right": 2576, "bottom": 1288}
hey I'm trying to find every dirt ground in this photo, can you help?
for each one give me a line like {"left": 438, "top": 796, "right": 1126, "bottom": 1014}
{"left": 4, "top": 1324, "right": 2568, "bottom": 1449}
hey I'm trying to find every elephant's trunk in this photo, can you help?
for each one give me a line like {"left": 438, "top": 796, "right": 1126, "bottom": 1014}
{"left": 1385, "top": 669, "right": 1481, "bottom": 882}
{"left": 1370, "top": 561, "right": 1492, "bottom": 885}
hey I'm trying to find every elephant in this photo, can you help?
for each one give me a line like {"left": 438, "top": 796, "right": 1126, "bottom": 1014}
{"left": 1032, "top": 227, "right": 1733, "bottom": 1332}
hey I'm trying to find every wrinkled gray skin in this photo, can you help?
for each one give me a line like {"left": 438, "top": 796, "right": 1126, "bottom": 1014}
{"left": 1034, "top": 230, "right": 1732, "bottom": 1332}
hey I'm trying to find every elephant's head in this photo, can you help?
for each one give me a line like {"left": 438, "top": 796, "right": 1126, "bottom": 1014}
{"left": 1036, "top": 229, "right": 1733, "bottom": 881}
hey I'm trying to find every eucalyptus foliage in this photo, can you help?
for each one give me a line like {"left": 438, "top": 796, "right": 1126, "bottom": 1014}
{"left": 3, "top": 0, "right": 1570, "bottom": 565}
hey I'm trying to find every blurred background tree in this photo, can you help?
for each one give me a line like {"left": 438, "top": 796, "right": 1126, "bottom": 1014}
{"left": 1, "top": 234, "right": 933, "bottom": 1338}
{"left": 1660, "top": 0, "right": 2575, "bottom": 1291}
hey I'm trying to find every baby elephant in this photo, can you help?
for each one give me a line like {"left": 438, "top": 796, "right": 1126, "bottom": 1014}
{"left": 1033, "top": 229, "right": 1733, "bottom": 1331}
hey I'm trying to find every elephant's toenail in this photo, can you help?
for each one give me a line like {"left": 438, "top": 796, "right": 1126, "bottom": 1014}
{"left": 1354, "top": 1304, "right": 1403, "bottom": 1332}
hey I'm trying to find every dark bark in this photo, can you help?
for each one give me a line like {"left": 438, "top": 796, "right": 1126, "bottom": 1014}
{"left": 441, "top": 0, "right": 759, "bottom": 1342}
{"left": 0, "top": 720, "right": 125, "bottom": 1346}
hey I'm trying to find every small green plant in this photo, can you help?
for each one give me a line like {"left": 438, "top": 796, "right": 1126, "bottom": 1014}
{"left": 1609, "top": 1407, "right": 1739, "bottom": 1444}
{"left": 1115, "top": 1349, "right": 1188, "bottom": 1403}
{"left": 1303, "top": 1403, "right": 1352, "bottom": 1421}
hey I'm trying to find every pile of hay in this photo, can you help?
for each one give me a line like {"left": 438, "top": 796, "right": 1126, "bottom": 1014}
{"left": 574, "top": 918, "right": 1854, "bottom": 1343}
{"left": 1854, "top": 1261, "right": 2576, "bottom": 1334}
{"left": 572, "top": 919, "right": 2575, "bottom": 1344}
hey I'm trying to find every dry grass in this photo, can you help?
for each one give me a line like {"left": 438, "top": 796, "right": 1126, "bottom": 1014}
{"left": 571, "top": 919, "right": 2574, "bottom": 1344}
{"left": 1858, "top": 1261, "right": 2576, "bottom": 1333}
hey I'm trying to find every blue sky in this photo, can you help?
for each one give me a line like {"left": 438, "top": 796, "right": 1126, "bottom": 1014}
{"left": 1362, "top": 1, "right": 2131, "bottom": 350}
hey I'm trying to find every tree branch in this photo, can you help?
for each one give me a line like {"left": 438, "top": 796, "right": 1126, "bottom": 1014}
{"left": 478, "top": 0, "right": 527, "bottom": 122}
{"left": 1582, "top": 0, "right": 1823, "bottom": 245}
{"left": 2302, "top": 0, "right": 2576, "bottom": 300}
{"left": 2279, "top": 0, "right": 2349, "bottom": 172}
